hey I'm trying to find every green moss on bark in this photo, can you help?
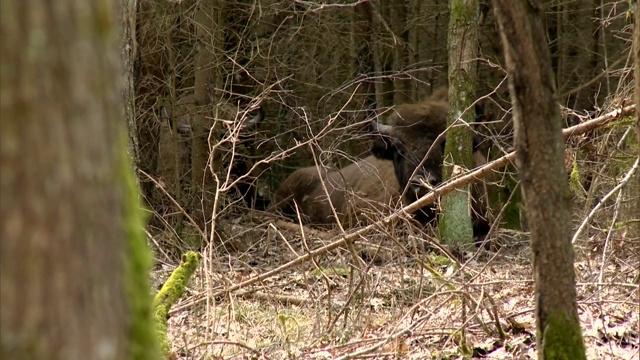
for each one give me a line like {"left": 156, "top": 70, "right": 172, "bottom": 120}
{"left": 439, "top": 189, "right": 474, "bottom": 247}
{"left": 450, "top": 0, "right": 478, "bottom": 23}
{"left": 488, "top": 163, "right": 523, "bottom": 230}
{"left": 120, "top": 133, "right": 161, "bottom": 360}
{"left": 441, "top": 0, "right": 479, "bottom": 247}
{"left": 540, "top": 311, "right": 586, "bottom": 360}
{"left": 568, "top": 158, "right": 583, "bottom": 197}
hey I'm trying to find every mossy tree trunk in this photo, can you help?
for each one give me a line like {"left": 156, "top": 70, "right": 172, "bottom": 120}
{"left": 0, "top": 1, "right": 158, "bottom": 359}
{"left": 488, "top": 164, "right": 523, "bottom": 230}
{"left": 492, "top": 1, "right": 586, "bottom": 358}
{"left": 439, "top": 0, "right": 479, "bottom": 247}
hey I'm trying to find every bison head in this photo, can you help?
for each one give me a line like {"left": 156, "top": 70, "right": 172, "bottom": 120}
{"left": 369, "top": 97, "right": 450, "bottom": 221}
{"left": 369, "top": 92, "right": 488, "bottom": 223}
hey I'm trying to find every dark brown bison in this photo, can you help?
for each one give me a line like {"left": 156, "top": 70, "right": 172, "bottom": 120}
{"left": 270, "top": 88, "right": 490, "bottom": 234}
{"left": 370, "top": 89, "right": 491, "bottom": 237}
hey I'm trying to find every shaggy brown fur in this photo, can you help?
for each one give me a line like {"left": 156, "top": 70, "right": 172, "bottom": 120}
{"left": 271, "top": 88, "right": 491, "bottom": 233}
{"left": 370, "top": 88, "right": 491, "bottom": 237}
{"left": 269, "top": 155, "right": 400, "bottom": 229}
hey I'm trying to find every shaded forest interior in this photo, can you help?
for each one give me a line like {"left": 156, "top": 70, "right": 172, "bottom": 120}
{"left": 127, "top": 1, "right": 639, "bottom": 358}
{"left": 2, "top": 1, "right": 638, "bottom": 359}
{"left": 134, "top": 0, "right": 636, "bottom": 252}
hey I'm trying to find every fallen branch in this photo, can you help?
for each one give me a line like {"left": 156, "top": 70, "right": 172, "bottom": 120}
{"left": 196, "top": 104, "right": 636, "bottom": 302}
{"left": 237, "top": 290, "right": 309, "bottom": 306}
{"left": 405, "top": 104, "right": 636, "bottom": 215}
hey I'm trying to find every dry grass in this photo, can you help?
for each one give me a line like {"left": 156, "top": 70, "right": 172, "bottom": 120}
{"left": 148, "top": 88, "right": 640, "bottom": 360}
{"left": 151, "top": 215, "right": 638, "bottom": 359}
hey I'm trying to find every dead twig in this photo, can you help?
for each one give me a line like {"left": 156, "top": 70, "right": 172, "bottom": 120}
{"left": 235, "top": 290, "right": 309, "bottom": 306}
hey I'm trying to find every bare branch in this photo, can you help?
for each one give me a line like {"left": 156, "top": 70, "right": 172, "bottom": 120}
{"left": 292, "top": 0, "right": 371, "bottom": 13}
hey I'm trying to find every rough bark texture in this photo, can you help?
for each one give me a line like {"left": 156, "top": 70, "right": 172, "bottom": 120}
{"left": 491, "top": 1, "right": 586, "bottom": 359}
{"left": 391, "top": 0, "right": 410, "bottom": 104}
{"left": 122, "top": 0, "right": 139, "bottom": 168}
{"left": 439, "top": 0, "right": 479, "bottom": 247}
{"left": 0, "top": 1, "right": 157, "bottom": 359}
{"left": 192, "top": 0, "right": 220, "bottom": 233}
{"left": 633, "top": 3, "right": 640, "bottom": 255}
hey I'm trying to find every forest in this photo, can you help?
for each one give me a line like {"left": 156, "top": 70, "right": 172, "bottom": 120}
{"left": 1, "top": 0, "right": 639, "bottom": 359}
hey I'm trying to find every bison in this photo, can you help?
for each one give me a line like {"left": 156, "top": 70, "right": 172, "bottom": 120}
{"left": 269, "top": 155, "right": 401, "bottom": 229}
{"left": 370, "top": 88, "right": 491, "bottom": 237}
{"left": 270, "top": 88, "right": 490, "bottom": 233}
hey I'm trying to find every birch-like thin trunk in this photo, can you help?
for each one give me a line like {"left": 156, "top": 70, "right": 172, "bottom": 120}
{"left": 439, "top": 0, "right": 479, "bottom": 248}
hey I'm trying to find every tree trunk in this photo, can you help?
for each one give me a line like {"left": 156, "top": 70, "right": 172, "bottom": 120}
{"left": 391, "top": 0, "right": 410, "bottom": 104}
{"left": 632, "top": 4, "right": 640, "bottom": 255}
{"left": 491, "top": 1, "right": 586, "bottom": 358}
{"left": 122, "top": 0, "right": 139, "bottom": 170}
{"left": 352, "top": 1, "right": 377, "bottom": 112}
{"left": 135, "top": 1, "right": 167, "bottom": 213}
{"left": 372, "top": 2, "right": 387, "bottom": 108}
{"left": 192, "top": 0, "right": 221, "bottom": 234}
{"left": 0, "top": 1, "right": 158, "bottom": 359}
{"left": 556, "top": 0, "right": 597, "bottom": 118}
{"left": 439, "top": 0, "right": 479, "bottom": 247}
{"left": 408, "top": 0, "right": 421, "bottom": 100}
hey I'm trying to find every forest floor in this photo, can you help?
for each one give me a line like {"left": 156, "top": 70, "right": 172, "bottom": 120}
{"left": 152, "top": 215, "right": 639, "bottom": 360}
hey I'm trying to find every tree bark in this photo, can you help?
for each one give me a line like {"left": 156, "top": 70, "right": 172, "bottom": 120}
{"left": 192, "top": 0, "right": 221, "bottom": 233}
{"left": 632, "top": 1, "right": 640, "bottom": 256}
{"left": 0, "top": 1, "right": 157, "bottom": 359}
{"left": 391, "top": 0, "right": 410, "bottom": 104}
{"left": 439, "top": 0, "right": 479, "bottom": 247}
{"left": 491, "top": 1, "right": 586, "bottom": 358}
{"left": 135, "top": 1, "right": 168, "bottom": 213}
{"left": 122, "top": 0, "right": 139, "bottom": 169}
{"left": 352, "top": 1, "right": 377, "bottom": 112}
